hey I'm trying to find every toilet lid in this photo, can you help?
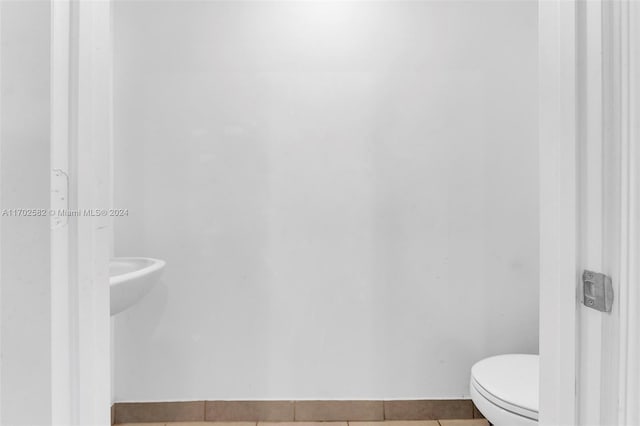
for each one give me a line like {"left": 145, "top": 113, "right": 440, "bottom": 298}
{"left": 471, "top": 354, "right": 539, "bottom": 421}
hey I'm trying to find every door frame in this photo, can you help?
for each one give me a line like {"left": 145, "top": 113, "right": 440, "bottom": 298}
{"left": 538, "top": 0, "right": 640, "bottom": 424}
{"left": 538, "top": 0, "right": 578, "bottom": 424}
{"left": 615, "top": 2, "right": 640, "bottom": 423}
{"left": 50, "top": 0, "right": 113, "bottom": 424}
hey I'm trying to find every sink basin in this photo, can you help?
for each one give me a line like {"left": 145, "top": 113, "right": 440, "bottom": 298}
{"left": 110, "top": 257, "right": 165, "bottom": 315}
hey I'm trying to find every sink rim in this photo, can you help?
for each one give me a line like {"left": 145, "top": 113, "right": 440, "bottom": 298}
{"left": 109, "top": 256, "right": 166, "bottom": 286}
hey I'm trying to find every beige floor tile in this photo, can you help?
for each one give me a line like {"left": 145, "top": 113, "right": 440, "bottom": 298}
{"left": 115, "top": 423, "right": 166, "bottom": 426}
{"left": 471, "top": 404, "right": 484, "bottom": 419}
{"left": 206, "top": 401, "right": 294, "bottom": 421}
{"left": 259, "top": 422, "right": 348, "bottom": 426}
{"left": 439, "top": 419, "right": 490, "bottom": 426}
{"left": 384, "top": 400, "right": 473, "bottom": 420}
{"left": 295, "top": 401, "right": 383, "bottom": 421}
{"left": 350, "top": 421, "right": 439, "bottom": 426}
{"left": 167, "top": 423, "right": 256, "bottom": 426}
{"left": 115, "top": 401, "right": 205, "bottom": 423}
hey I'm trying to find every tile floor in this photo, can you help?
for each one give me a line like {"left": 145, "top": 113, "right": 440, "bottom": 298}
{"left": 115, "top": 420, "right": 489, "bottom": 426}
{"left": 114, "top": 399, "right": 484, "bottom": 424}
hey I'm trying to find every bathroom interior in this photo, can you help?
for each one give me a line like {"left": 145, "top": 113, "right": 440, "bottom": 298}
{"left": 111, "top": 1, "right": 538, "bottom": 425}
{"left": 1, "top": 0, "right": 639, "bottom": 425}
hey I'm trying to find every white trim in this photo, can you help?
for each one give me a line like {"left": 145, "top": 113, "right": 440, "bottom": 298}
{"left": 50, "top": 1, "right": 72, "bottom": 424}
{"left": 0, "top": 1, "right": 3, "bottom": 420}
{"left": 627, "top": 3, "right": 640, "bottom": 422}
{"left": 50, "top": 0, "right": 112, "bottom": 424}
{"left": 590, "top": 1, "right": 640, "bottom": 424}
{"left": 600, "top": 1, "right": 623, "bottom": 424}
{"left": 538, "top": 2, "right": 640, "bottom": 424}
{"left": 72, "top": 1, "right": 112, "bottom": 423}
{"left": 542, "top": 1, "right": 640, "bottom": 425}
{"left": 538, "top": 1, "right": 578, "bottom": 425}
{"left": 576, "top": 1, "right": 605, "bottom": 422}
{"left": 617, "top": 1, "right": 640, "bottom": 423}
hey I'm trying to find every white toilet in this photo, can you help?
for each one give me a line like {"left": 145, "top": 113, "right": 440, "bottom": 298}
{"left": 470, "top": 354, "right": 539, "bottom": 426}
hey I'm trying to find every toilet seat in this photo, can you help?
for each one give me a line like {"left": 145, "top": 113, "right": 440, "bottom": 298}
{"left": 470, "top": 354, "right": 539, "bottom": 425}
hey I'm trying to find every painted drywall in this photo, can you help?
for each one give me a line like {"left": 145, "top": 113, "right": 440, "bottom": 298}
{"left": 113, "top": 0, "right": 539, "bottom": 401}
{"left": 0, "top": 1, "right": 52, "bottom": 423}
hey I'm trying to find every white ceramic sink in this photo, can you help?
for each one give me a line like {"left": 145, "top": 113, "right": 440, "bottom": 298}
{"left": 110, "top": 257, "right": 166, "bottom": 315}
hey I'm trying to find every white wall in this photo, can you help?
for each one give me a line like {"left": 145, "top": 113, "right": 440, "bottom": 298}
{"left": 0, "top": 1, "right": 52, "bottom": 423}
{"left": 113, "top": 0, "right": 538, "bottom": 401}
